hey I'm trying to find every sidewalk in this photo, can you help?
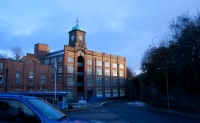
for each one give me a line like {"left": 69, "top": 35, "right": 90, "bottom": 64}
{"left": 62, "top": 102, "right": 103, "bottom": 112}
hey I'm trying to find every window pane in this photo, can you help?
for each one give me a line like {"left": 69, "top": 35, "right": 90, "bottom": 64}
{"left": 96, "top": 61, "right": 102, "bottom": 66}
{"left": 105, "top": 69, "right": 110, "bottom": 76}
{"left": 15, "top": 71, "right": 20, "bottom": 83}
{"left": 96, "top": 78, "right": 102, "bottom": 86}
{"left": 44, "top": 59, "right": 49, "bottom": 65}
{"left": 51, "top": 57, "right": 56, "bottom": 64}
{"left": 119, "top": 64, "right": 124, "bottom": 69}
{"left": 105, "top": 62, "right": 110, "bottom": 67}
{"left": 120, "top": 79, "right": 124, "bottom": 86}
{"left": 113, "top": 63, "right": 117, "bottom": 68}
{"left": 67, "top": 76, "right": 74, "bottom": 86}
{"left": 119, "top": 71, "right": 124, "bottom": 77}
{"left": 0, "top": 63, "right": 3, "bottom": 70}
{"left": 68, "top": 57, "right": 74, "bottom": 63}
{"left": 113, "top": 70, "right": 117, "bottom": 76}
{"left": 96, "top": 68, "right": 102, "bottom": 76}
{"left": 113, "top": 89, "right": 118, "bottom": 97}
{"left": 87, "top": 68, "right": 92, "bottom": 75}
{"left": 41, "top": 73, "right": 45, "bottom": 84}
{"left": 96, "top": 89, "right": 102, "bottom": 97}
{"left": 67, "top": 65, "right": 74, "bottom": 73}
{"left": 58, "top": 65, "right": 62, "bottom": 73}
{"left": 120, "top": 89, "right": 125, "bottom": 96}
{"left": 105, "top": 78, "right": 110, "bottom": 87}
{"left": 59, "top": 56, "right": 63, "bottom": 62}
{"left": 87, "top": 60, "right": 92, "bottom": 65}
{"left": 112, "top": 78, "right": 118, "bottom": 86}
{"left": 87, "top": 77, "right": 93, "bottom": 86}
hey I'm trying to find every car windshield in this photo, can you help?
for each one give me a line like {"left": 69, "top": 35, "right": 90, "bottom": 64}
{"left": 27, "top": 98, "right": 66, "bottom": 120}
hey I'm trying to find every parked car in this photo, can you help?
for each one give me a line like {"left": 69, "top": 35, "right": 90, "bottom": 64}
{"left": 0, "top": 94, "right": 94, "bottom": 123}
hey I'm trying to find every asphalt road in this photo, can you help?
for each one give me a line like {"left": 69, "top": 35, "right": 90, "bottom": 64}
{"left": 66, "top": 100, "right": 200, "bottom": 123}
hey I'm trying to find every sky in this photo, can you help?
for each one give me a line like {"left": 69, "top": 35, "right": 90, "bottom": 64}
{"left": 0, "top": 0, "right": 200, "bottom": 74}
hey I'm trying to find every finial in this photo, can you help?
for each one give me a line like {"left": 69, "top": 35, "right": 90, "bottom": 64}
{"left": 76, "top": 18, "right": 79, "bottom": 26}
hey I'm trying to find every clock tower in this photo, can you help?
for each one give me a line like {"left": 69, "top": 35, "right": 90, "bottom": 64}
{"left": 68, "top": 19, "right": 87, "bottom": 49}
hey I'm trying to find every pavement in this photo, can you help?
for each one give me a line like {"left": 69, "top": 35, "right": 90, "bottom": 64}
{"left": 62, "top": 102, "right": 104, "bottom": 112}
{"left": 61, "top": 100, "right": 200, "bottom": 118}
{"left": 128, "top": 101, "right": 200, "bottom": 118}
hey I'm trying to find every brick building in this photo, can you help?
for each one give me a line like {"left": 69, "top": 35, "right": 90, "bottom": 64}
{"left": 0, "top": 55, "right": 52, "bottom": 92}
{"left": 36, "top": 23, "right": 127, "bottom": 99}
{"left": 0, "top": 22, "right": 127, "bottom": 100}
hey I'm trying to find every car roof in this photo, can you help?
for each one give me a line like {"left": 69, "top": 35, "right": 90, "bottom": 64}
{"left": 0, "top": 93, "right": 38, "bottom": 99}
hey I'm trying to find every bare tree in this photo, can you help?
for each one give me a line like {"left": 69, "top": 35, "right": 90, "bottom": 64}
{"left": 12, "top": 46, "right": 23, "bottom": 61}
{"left": 0, "top": 52, "right": 8, "bottom": 59}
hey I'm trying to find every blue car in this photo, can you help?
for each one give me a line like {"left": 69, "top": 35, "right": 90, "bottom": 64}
{"left": 0, "top": 94, "right": 93, "bottom": 123}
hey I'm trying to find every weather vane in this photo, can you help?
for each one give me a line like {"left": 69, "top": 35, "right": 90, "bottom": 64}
{"left": 76, "top": 18, "right": 79, "bottom": 26}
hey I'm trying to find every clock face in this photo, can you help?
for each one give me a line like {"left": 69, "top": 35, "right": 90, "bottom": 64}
{"left": 71, "top": 35, "right": 75, "bottom": 41}
{"left": 79, "top": 35, "right": 83, "bottom": 41}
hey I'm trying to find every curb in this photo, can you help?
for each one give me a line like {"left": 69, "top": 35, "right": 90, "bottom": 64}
{"left": 62, "top": 108, "right": 92, "bottom": 112}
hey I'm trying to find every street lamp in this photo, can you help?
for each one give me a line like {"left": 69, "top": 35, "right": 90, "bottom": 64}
{"left": 157, "top": 68, "right": 169, "bottom": 109}
{"left": 129, "top": 58, "right": 134, "bottom": 79}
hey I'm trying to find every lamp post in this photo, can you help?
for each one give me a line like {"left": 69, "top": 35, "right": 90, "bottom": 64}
{"left": 129, "top": 58, "right": 134, "bottom": 79}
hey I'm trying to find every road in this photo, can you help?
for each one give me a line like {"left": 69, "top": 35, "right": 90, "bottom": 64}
{"left": 66, "top": 100, "right": 200, "bottom": 123}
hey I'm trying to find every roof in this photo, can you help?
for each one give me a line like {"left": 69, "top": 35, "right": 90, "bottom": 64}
{"left": 71, "top": 25, "right": 83, "bottom": 31}
{"left": 0, "top": 92, "right": 68, "bottom": 96}
{"left": 42, "top": 50, "right": 64, "bottom": 59}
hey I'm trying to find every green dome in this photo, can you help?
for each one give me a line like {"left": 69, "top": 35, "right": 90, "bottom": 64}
{"left": 71, "top": 25, "right": 83, "bottom": 31}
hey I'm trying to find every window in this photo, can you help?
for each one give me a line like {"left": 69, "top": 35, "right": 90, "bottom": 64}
{"left": 113, "top": 70, "right": 117, "bottom": 76}
{"left": 41, "top": 73, "right": 45, "bottom": 84}
{"left": 105, "top": 78, "right": 110, "bottom": 87}
{"left": 87, "top": 77, "right": 93, "bottom": 86}
{"left": 119, "top": 71, "right": 124, "bottom": 77}
{"left": 59, "top": 56, "right": 63, "bottom": 62}
{"left": 67, "top": 76, "right": 74, "bottom": 86}
{"left": 105, "top": 62, "right": 110, "bottom": 67}
{"left": 120, "top": 79, "right": 124, "bottom": 86}
{"left": 58, "top": 75, "right": 62, "bottom": 82}
{"left": 105, "top": 69, "right": 110, "bottom": 76}
{"left": 119, "top": 64, "right": 124, "bottom": 69}
{"left": 96, "top": 89, "right": 102, "bottom": 97}
{"left": 0, "top": 75, "right": 3, "bottom": 83}
{"left": 113, "top": 63, "right": 117, "bottom": 68}
{"left": 44, "top": 59, "right": 49, "bottom": 65}
{"left": 67, "top": 89, "right": 74, "bottom": 99}
{"left": 96, "top": 61, "right": 102, "bottom": 66}
{"left": 87, "top": 68, "right": 92, "bottom": 75}
{"left": 0, "top": 63, "right": 3, "bottom": 70}
{"left": 67, "top": 65, "right": 74, "bottom": 73}
{"left": 51, "top": 66, "right": 56, "bottom": 74}
{"left": 105, "top": 89, "right": 111, "bottom": 97}
{"left": 51, "top": 57, "right": 56, "bottom": 64}
{"left": 113, "top": 89, "right": 118, "bottom": 97}
{"left": 113, "top": 78, "right": 118, "bottom": 86}
{"left": 96, "top": 78, "right": 102, "bottom": 86}
{"left": 96, "top": 68, "right": 102, "bottom": 76}
{"left": 120, "top": 89, "right": 125, "bottom": 96}
{"left": 68, "top": 57, "right": 74, "bottom": 63}
{"left": 51, "top": 76, "right": 55, "bottom": 82}
{"left": 29, "top": 69, "right": 34, "bottom": 83}
{"left": 0, "top": 99, "right": 40, "bottom": 123}
{"left": 15, "top": 71, "right": 20, "bottom": 83}
{"left": 87, "top": 60, "right": 92, "bottom": 65}
{"left": 58, "top": 65, "right": 62, "bottom": 73}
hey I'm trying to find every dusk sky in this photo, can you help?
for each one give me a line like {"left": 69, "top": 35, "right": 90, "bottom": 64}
{"left": 0, "top": 0, "right": 200, "bottom": 74}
